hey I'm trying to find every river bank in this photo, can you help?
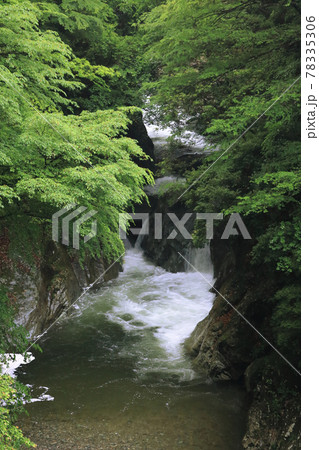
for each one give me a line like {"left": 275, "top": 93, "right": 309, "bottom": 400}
{"left": 17, "top": 250, "right": 247, "bottom": 450}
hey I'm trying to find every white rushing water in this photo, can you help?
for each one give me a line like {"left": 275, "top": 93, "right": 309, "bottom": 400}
{"left": 0, "top": 353, "right": 35, "bottom": 377}
{"left": 185, "top": 244, "right": 213, "bottom": 274}
{"left": 145, "top": 122, "right": 208, "bottom": 150}
{"left": 78, "top": 248, "right": 214, "bottom": 381}
{"left": 17, "top": 249, "right": 247, "bottom": 450}
{"left": 15, "top": 247, "right": 214, "bottom": 406}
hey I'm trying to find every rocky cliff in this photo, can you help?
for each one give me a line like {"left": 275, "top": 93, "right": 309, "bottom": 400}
{"left": 185, "top": 239, "right": 301, "bottom": 449}
{"left": 0, "top": 224, "right": 121, "bottom": 337}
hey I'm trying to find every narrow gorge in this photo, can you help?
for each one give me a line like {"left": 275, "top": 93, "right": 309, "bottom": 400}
{"left": 0, "top": 1, "right": 301, "bottom": 448}
{"left": 2, "top": 120, "right": 300, "bottom": 449}
{"left": 3, "top": 119, "right": 249, "bottom": 450}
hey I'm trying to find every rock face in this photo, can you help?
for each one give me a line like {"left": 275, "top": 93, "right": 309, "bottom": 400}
{"left": 0, "top": 226, "right": 121, "bottom": 337}
{"left": 140, "top": 195, "right": 195, "bottom": 273}
{"left": 242, "top": 383, "right": 300, "bottom": 449}
{"left": 184, "top": 236, "right": 254, "bottom": 378}
{"left": 126, "top": 109, "right": 155, "bottom": 170}
{"left": 185, "top": 293, "right": 251, "bottom": 381}
{"left": 135, "top": 141, "right": 207, "bottom": 272}
{"left": 184, "top": 238, "right": 301, "bottom": 449}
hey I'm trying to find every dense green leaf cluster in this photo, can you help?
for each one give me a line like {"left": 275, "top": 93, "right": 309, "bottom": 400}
{"left": 0, "top": 373, "right": 35, "bottom": 448}
{"left": 0, "top": 287, "right": 36, "bottom": 448}
{"left": 0, "top": 0, "right": 153, "bottom": 261}
{"left": 31, "top": 0, "right": 161, "bottom": 109}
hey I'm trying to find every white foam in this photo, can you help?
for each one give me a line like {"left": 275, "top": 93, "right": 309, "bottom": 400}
{"left": 103, "top": 250, "right": 214, "bottom": 379}
{"left": 0, "top": 354, "right": 54, "bottom": 403}
{"left": 0, "top": 353, "right": 34, "bottom": 377}
{"left": 145, "top": 122, "right": 208, "bottom": 150}
{"left": 28, "top": 386, "right": 54, "bottom": 403}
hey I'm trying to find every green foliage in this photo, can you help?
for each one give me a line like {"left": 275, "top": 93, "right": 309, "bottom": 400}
{"left": 1, "top": 107, "right": 153, "bottom": 260}
{"left": 234, "top": 172, "right": 301, "bottom": 215}
{"left": 228, "top": 171, "right": 301, "bottom": 274}
{"left": 0, "top": 1, "right": 81, "bottom": 112}
{"left": 271, "top": 285, "right": 300, "bottom": 358}
{"left": 0, "top": 288, "right": 36, "bottom": 448}
{"left": 142, "top": 0, "right": 300, "bottom": 135}
{"left": 143, "top": 0, "right": 301, "bottom": 371}
{"left": 35, "top": 0, "right": 157, "bottom": 109}
{"left": 0, "top": 375, "right": 35, "bottom": 448}
{"left": 0, "top": 0, "right": 154, "bottom": 261}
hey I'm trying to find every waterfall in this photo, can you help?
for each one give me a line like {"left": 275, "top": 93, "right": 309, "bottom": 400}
{"left": 123, "top": 237, "right": 133, "bottom": 250}
{"left": 134, "top": 216, "right": 149, "bottom": 249}
{"left": 185, "top": 243, "right": 213, "bottom": 275}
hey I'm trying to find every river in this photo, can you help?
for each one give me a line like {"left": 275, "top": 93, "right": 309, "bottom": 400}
{"left": 17, "top": 249, "right": 247, "bottom": 449}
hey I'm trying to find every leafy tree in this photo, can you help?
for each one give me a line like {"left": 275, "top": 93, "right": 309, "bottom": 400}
{"left": 142, "top": 0, "right": 300, "bottom": 134}
{"left": 0, "top": 0, "right": 80, "bottom": 111}
{"left": 0, "top": 1, "right": 153, "bottom": 261}
{"left": 0, "top": 375, "right": 35, "bottom": 448}
{"left": 33, "top": 0, "right": 159, "bottom": 109}
{"left": 2, "top": 108, "right": 153, "bottom": 259}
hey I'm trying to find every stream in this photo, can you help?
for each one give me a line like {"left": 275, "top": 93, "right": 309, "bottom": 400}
{"left": 17, "top": 249, "right": 247, "bottom": 449}
{"left": 16, "top": 124, "right": 247, "bottom": 449}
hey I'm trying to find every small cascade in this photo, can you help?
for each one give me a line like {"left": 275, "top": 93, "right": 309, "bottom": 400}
{"left": 185, "top": 243, "right": 213, "bottom": 275}
{"left": 123, "top": 237, "right": 133, "bottom": 250}
{"left": 144, "top": 117, "right": 209, "bottom": 151}
{"left": 134, "top": 216, "right": 149, "bottom": 250}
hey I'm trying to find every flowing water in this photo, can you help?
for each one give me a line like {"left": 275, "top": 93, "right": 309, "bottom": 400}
{"left": 17, "top": 250, "right": 247, "bottom": 449}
